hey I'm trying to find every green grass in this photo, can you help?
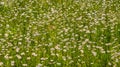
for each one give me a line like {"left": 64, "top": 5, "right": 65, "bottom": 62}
{"left": 0, "top": 0, "right": 120, "bottom": 67}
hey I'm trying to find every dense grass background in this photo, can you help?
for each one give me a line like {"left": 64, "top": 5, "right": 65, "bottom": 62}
{"left": 0, "top": 0, "right": 120, "bottom": 67}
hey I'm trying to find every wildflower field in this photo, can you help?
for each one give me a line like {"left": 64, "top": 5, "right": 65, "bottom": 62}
{"left": 0, "top": 0, "right": 120, "bottom": 67}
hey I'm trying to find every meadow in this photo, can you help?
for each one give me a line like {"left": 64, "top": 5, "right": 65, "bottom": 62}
{"left": 0, "top": 0, "right": 120, "bottom": 67}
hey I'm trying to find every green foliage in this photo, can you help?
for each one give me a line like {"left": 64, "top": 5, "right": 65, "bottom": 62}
{"left": 0, "top": 0, "right": 120, "bottom": 67}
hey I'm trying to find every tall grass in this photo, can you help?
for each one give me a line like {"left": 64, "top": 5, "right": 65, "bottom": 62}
{"left": 0, "top": 0, "right": 120, "bottom": 67}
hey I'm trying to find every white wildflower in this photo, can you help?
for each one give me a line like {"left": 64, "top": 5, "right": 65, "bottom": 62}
{"left": 22, "top": 64, "right": 28, "bottom": 66}
{"left": 0, "top": 62, "right": 3, "bottom": 66}
{"left": 32, "top": 53, "right": 37, "bottom": 57}
{"left": 92, "top": 51, "right": 97, "bottom": 56}
{"left": 16, "top": 54, "right": 22, "bottom": 59}
{"left": 27, "top": 57, "right": 31, "bottom": 60}
{"left": 11, "top": 61, "right": 15, "bottom": 66}
{"left": 0, "top": 2, "right": 4, "bottom": 5}
{"left": 36, "top": 63, "right": 42, "bottom": 67}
